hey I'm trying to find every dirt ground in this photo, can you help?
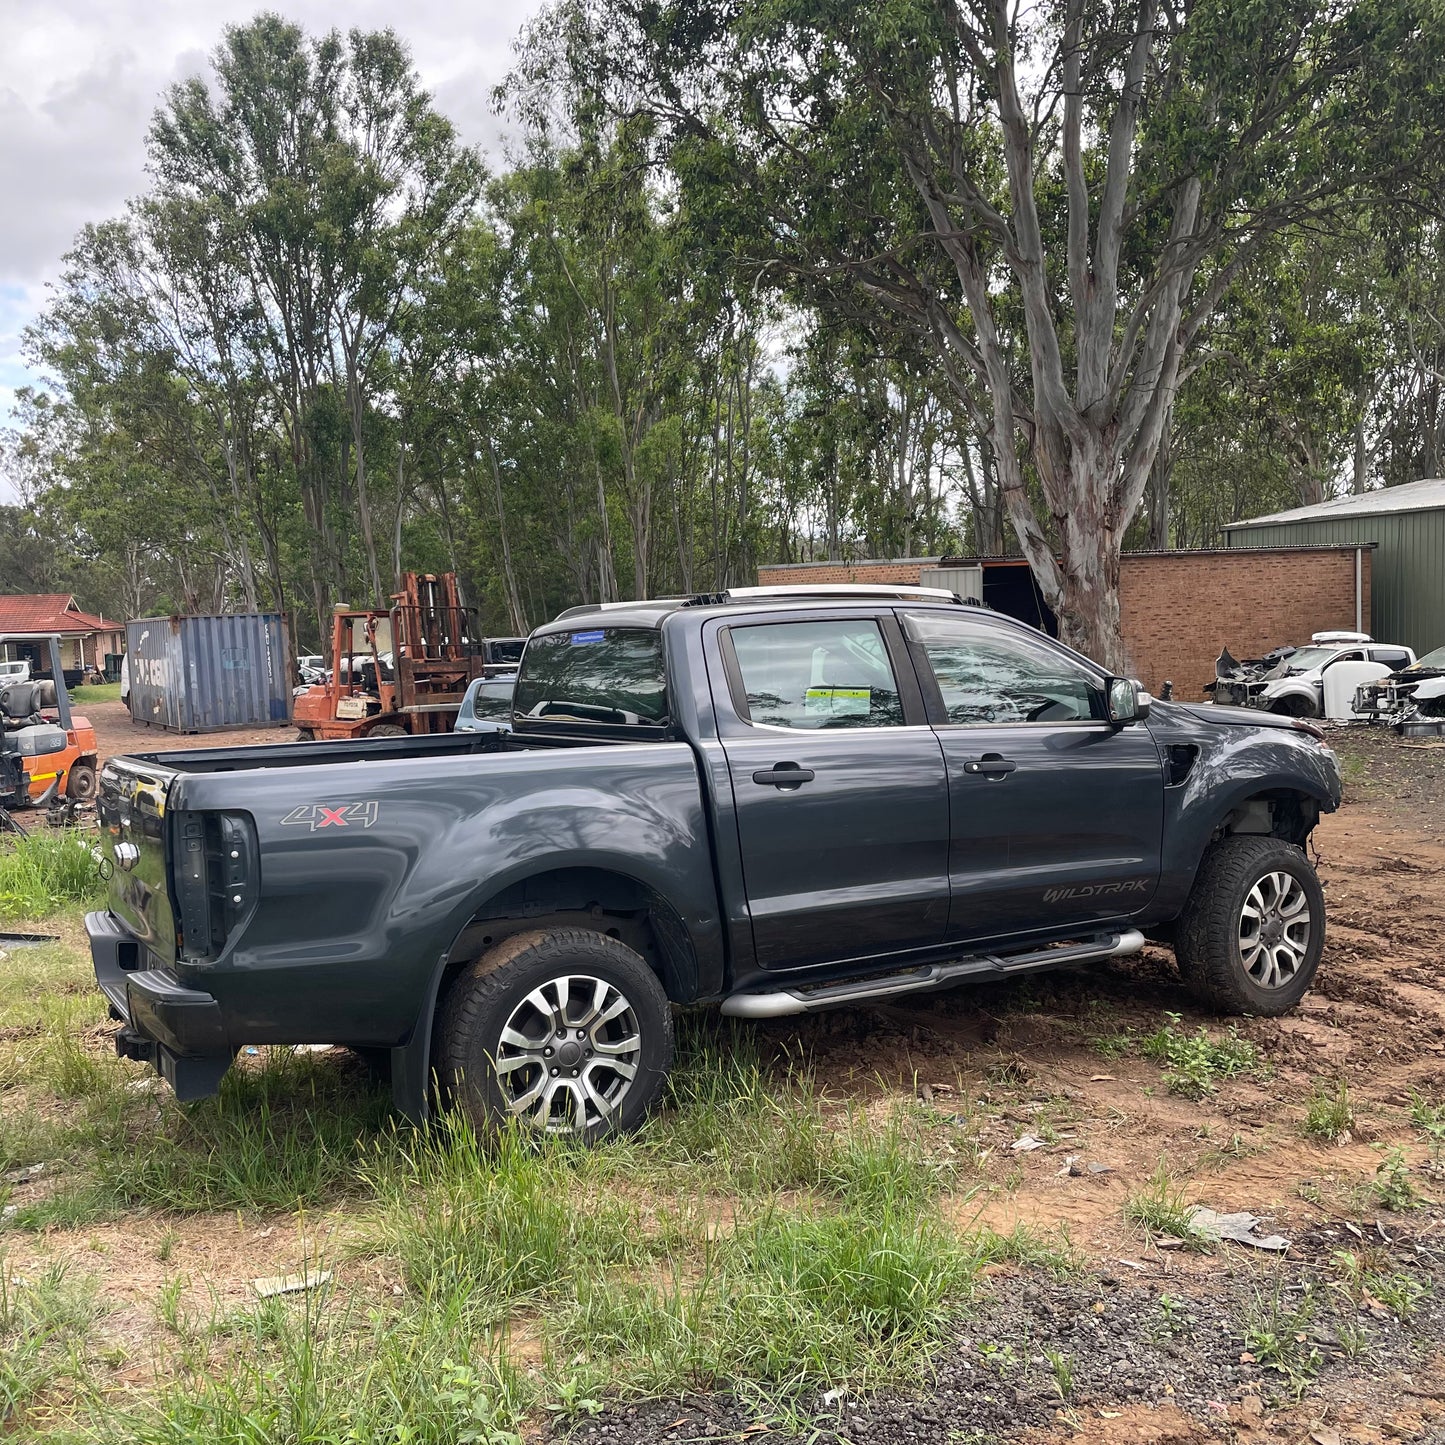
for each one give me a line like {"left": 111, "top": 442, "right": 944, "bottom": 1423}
{"left": 81, "top": 696, "right": 295, "bottom": 765}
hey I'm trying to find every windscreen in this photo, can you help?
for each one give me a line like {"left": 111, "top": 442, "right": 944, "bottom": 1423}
{"left": 513, "top": 627, "right": 668, "bottom": 727}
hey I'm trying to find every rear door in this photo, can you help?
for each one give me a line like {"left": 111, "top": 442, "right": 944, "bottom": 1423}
{"left": 900, "top": 611, "right": 1163, "bottom": 943}
{"left": 710, "top": 612, "right": 950, "bottom": 970}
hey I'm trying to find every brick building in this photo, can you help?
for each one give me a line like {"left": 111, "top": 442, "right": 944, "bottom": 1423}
{"left": 757, "top": 546, "right": 1373, "bottom": 700}
{"left": 0, "top": 594, "right": 127, "bottom": 679}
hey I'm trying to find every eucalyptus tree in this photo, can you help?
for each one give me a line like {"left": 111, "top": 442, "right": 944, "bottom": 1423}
{"left": 550, "top": 0, "right": 1445, "bottom": 666}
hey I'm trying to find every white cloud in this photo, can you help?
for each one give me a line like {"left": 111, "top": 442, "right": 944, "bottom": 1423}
{"left": 0, "top": 0, "right": 546, "bottom": 499}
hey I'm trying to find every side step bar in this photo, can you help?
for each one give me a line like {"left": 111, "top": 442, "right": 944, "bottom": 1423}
{"left": 720, "top": 929, "right": 1146, "bottom": 1019}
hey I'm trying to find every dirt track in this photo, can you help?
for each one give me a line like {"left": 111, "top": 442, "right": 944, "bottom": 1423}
{"left": 12, "top": 714, "right": 1445, "bottom": 1441}
{"left": 82, "top": 697, "right": 294, "bottom": 765}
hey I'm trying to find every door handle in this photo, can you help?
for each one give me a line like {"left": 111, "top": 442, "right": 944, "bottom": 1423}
{"left": 752, "top": 763, "right": 816, "bottom": 789}
{"left": 962, "top": 754, "right": 1017, "bottom": 778}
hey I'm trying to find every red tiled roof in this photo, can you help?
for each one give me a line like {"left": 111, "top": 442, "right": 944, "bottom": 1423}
{"left": 0, "top": 594, "right": 121, "bottom": 635}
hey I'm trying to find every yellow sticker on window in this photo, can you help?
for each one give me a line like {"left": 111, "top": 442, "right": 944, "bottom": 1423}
{"left": 804, "top": 686, "right": 871, "bottom": 717}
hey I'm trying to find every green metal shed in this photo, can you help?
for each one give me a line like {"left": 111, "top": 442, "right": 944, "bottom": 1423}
{"left": 1223, "top": 478, "right": 1445, "bottom": 657}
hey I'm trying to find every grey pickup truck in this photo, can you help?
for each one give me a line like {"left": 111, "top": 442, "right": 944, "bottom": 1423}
{"left": 88, "top": 585, "right": 1342, "bottom": 1138}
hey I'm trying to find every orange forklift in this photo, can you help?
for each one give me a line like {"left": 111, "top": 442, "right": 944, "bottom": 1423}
{"left": 0, "top": 633, "right": 100, "bottom": 820}
{"left": 294, "top": 573, "right": 509, "bottom": 741}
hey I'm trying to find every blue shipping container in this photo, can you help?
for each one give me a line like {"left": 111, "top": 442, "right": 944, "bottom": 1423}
{"left": 126, "top": 614, "right": 293, "bottom": 732}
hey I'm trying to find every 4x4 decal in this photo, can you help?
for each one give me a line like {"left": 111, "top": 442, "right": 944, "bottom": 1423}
{"left": 280, "top": 801, "right": 379, "bottom": 831}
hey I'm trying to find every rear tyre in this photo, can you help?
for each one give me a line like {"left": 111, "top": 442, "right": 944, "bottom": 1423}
{"left": 295, "top": 728, "right": 316, "bottom": 742}
{"left": 368, "top": 723, "right": 408, "bottom": 737}
{"left": 66, "top": 762, "right": 97, "bottom": 802}
{"left": 438, "top": 928, "right": 673, "bottom": 1141}
{"left": 1174, "top": 835, "right": 1325, "bottom": 1016}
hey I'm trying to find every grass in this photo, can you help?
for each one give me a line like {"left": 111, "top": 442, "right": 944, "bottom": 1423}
{"left": 1303, "top": 1078, "right": 1354, "bottom": 1141}
{"left": 1123, "top": 1162, "right": 1211, "bottom": 1250}
{"left": 1241, "top": 1282, "right": 1323, "bottom": 1395}
{"left": 0, "top": 1258, "right": 101, "bottom": 1427}
{"left": 67, "top": 683, "right": 121, "bottom": 706}
{"left": 0, "top": 830, "right": 102, "bottom": 923}
{"left": 1331, "top": 1249, "right": 1431, "bottom": 1320}
{"left": 1138, "top": 1012, "right": 1260, "bottom": 1099}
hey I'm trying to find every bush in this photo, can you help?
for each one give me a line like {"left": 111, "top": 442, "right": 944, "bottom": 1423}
{"left": 0, "top": 831, "right": 102, "bottom": 922}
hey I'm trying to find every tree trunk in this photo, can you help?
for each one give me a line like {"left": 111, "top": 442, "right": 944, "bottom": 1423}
{"left": 485, "top": 438, "right": 529, "bottom": 633}
{"left": 1147, "top": 426, "right": 1172, "bottom": 550}
{"left": 1046, "top": 456, "right": 1126, "bottom": 671}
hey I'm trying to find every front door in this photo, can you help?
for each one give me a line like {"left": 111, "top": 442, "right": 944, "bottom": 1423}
{"left": 715, "top": 614, "right": 950, "bottom": 970}
{"left": 900, "top": 611, "right": 1164, "bottom": 944}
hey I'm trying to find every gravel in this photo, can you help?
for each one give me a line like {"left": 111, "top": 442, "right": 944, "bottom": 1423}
{"left": 557, "top": 1218, "right": 1445, "bottom": 1444}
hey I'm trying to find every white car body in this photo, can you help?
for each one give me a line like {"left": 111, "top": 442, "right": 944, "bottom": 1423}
{"left": 1257, "top": 640, "right": 1416, "bottom": 717}
{"left": 0, "top": 660, "right": 31, "bottom": 685}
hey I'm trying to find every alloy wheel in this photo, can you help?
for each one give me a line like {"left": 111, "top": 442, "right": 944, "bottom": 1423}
{"left": 493, "top": 973, "right": 642, "bottom": 1133}
{"left": 1238, "top": 870, "right": 1312, "bottom": 989}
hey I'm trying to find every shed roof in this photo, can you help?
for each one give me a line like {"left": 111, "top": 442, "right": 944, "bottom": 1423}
{"left": 1224, "top": 477, "right": 1445, "bottom": 529}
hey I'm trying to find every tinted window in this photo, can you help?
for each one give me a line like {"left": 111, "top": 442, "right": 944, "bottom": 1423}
{"left": 459, "top": 677, "right": 516, "bottom": 726}
{"left": 513, "top": 628, "right": 667, "bottom": 726}
{"left": 1369, "top": 647, "right": 1412, "bottom": 671}
{"left": 729, "top": 619, "right": 905, "bottom": 729}
{"left": 905, "top": 614, "right": 1105, "bottom": 724}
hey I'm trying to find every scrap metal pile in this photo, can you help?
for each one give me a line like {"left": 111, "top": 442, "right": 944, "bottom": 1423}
{"left": 1352, "top": 645, "right": 1445, "bottom": 736}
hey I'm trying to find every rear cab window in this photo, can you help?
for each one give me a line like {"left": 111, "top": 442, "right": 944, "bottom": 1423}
{"left": 513, "top": 627, "right": 669, "bottom": 733}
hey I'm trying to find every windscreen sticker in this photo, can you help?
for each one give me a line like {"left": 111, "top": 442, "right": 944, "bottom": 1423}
{"left": 281, "top": 801, "right": 379, "bottom": 831}
{"left": 570, "top": 630, "right": 606, "bottom": 645}
{"left": 804, "top": 686, "right": 871, "bottom": 717}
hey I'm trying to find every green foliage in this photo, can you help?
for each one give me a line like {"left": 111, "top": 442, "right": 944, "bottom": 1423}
{"left": 1138, "top": 1013, "right": 1260, "bottom": 1099}
{"left": 0, "top": 831, "right": 102, "bottom": 923}
{"left": 0, "top": 1259, "right": 101, "bottom": 1428}
{"left": 1242, "top": 1283, "right": 1323, "bottom": 1394}
{"left": 1372, "top": 1148, "right": 1424, "bottom": 1212}
{"left": 1123, "top": 1163, "right": 1211, "bottom": 1250}
{"left": 1303, "top": 1079, "right": 1354, "bottom": 1141}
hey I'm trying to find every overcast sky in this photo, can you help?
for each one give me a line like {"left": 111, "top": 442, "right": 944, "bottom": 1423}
{"left": 0, "top": 0, "right": 546, "bottom": 501}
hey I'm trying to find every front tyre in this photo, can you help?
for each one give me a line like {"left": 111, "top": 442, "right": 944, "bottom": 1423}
{"left": 1174, "top": 835, "right": 1325, "bottom": 1016}
{"left": 438, "top": 928, "right": 673, "bottom": 1140}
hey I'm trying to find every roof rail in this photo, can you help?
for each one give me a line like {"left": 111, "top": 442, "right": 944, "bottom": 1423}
{"left": 689, "top": 583, "right": 963, "bottom": 605}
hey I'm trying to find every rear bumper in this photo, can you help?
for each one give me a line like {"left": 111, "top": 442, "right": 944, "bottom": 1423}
{"left": 86, "top": 910, "right": 232, "bottom": 1099}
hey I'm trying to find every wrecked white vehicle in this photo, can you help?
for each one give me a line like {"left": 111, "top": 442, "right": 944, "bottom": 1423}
{"left": 1256, "top": 636, "right": 1415, "bottom": 718}
{"left": 1211, "top": 633, "right": 1416, "bottom": 718}
{"left": 1353, "top": 643, "right": 1445, "bottom": 734}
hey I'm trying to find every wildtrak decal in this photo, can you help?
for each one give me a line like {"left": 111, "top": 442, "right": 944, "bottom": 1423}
{"left": 1043, "top": 880, "right": 1149, "bottom": 903}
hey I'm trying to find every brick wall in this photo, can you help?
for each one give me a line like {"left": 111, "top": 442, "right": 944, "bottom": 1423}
{"left": 757, "top": 559, "right": 942, "bottom": 585}
{"left": 1118, "top": 548, "right": 1370, "bottom": 700}
{"left": 758, "top": 548, "right": 1372, "bottom": 698}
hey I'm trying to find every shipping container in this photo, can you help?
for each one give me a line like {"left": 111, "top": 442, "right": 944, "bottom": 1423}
{"left": 125, "top": 614, "right": 293, "bottom": 732}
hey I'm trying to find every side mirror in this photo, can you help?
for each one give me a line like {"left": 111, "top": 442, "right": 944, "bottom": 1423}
{"left": 1107, "top": 676, "right": 1151, "bottom": 725}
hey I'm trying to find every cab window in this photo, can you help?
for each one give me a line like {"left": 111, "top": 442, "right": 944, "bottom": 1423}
{"left": 513, "top": 628, "right": 667, "bottom": 727}
{"left": 904, "top": 613, "right": 1106, "bottom": 725}
{"left": 729, "top": 619, "right": 905, "bottom": 729}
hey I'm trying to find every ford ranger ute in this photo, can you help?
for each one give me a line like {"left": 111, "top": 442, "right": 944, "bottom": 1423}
{"left": 87, "top": 585, "right": 1342, "bottom": 1139}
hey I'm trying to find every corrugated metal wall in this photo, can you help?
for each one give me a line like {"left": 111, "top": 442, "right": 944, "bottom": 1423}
{"left": 1226, "top": 511, "right": 1445, "bottom": 656}
{"left": 919, "top": 564, "right": 985, "bottom": 600}
{"left": 126, "top": 614, "right": 292, "bottom": 732}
